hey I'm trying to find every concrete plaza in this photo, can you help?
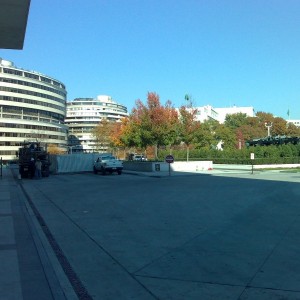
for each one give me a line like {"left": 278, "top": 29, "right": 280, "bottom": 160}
{"left": 1, "top": 166, "right": 300, "bottom": 299}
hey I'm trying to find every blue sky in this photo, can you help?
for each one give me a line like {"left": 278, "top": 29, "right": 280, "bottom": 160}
{"left": 1, "top": 0, "right": 300, "bottom": 119}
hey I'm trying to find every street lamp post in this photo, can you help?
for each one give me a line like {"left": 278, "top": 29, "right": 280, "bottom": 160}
{"left": 265, "top": 122, "right": 273, "bottom": 137}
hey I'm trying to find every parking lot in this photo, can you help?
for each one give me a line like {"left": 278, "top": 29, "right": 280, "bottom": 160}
{"left": 5, "top": 168, "right": 300, "bottom": 299}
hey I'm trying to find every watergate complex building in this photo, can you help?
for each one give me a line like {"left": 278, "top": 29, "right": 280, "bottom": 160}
{"left": 0, "top": 58, "right": 68, "bottom": 162}
{"left": 65, "top": 95, "right": 128, "bottom": 152}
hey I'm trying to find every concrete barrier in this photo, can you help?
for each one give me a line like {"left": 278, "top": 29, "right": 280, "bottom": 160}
{"left": 171, "top": 161, "right": 213, "bottom": 172}
{"left": 123, "top": 161, "right": 213, "bottom": 172}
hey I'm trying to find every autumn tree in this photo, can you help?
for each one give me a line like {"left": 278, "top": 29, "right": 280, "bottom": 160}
{"left": 272, "top": 117, "right": 289, "bottom": 135}
{"left": 130, "top": 92, "right": 179, "bottom": 159}
{"left": 92, "top": 119, "right": 114, "bottom": 152}
{"left": 47, "top": 144, "right": 65, "bottom": 155}
{"left": 287, "top": 122, "right": 300, "bottom": 135}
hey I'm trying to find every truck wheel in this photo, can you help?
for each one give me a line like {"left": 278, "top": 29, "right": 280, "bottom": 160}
{"left": 93, "top": 167, "right": 98, "bottom": 174}
{"left": 117, "top": 170, "right": 122, "bottom": 175}
{"left": 101, "top": 168, "right": 106, "bottom": 175}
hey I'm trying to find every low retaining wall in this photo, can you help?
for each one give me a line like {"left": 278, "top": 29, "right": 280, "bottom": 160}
{"left": 171, "top": 161, "right": 213, "bottom": 172}
{"left": 50, "top": 154, "right": 300, "bottom": 175}
{"left": 123, "top": 161, "right": 213, "bottom": 172}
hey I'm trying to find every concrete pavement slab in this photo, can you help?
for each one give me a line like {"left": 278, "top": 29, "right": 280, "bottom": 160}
{"left": 249, "top": 221, "right": 300, "bottom": 291}
{"left": 0, "top": 200, "right": 11, "bottom": 214}
{"left": 14, "top": 168, "right": 300, "bottom": 299}
{"left": 0, "top": 216, "right": 15, "bottom": 244}
{"left": 0, "top": 250, "right": 22, "bottom": 300}
{"left": 137, "top": 276, "right": 245, "bottom": 300}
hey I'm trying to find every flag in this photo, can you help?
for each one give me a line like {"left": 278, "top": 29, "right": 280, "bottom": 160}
{"left": 287, "top": 109, "right": 290, "bottom": 117}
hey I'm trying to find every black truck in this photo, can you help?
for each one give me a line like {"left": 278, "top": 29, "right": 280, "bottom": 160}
{"left": 17, "top": 141, "right": 51, "bottom": 178}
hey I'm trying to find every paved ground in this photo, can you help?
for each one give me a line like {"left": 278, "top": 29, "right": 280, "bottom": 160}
{"left": 1, "top": 165, "right": 300, "bottom": 299}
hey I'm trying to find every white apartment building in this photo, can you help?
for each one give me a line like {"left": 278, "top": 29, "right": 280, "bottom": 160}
{"left": 193, "top": 105, "right": 219, "bottom": 122}
{"left": 214, "top": 106, "right": 255, "bottom": 123}
{"left": 177, "top": 105, "right": 254, "bottom": 124}
{"left": 65, "top": 95, "right": 128, "bottom": 153}
{"left": 0, "top": 59, "right": 68, "bottom": 162}
{"left": 287, "top": 120, "right": 300, "bottom": 128}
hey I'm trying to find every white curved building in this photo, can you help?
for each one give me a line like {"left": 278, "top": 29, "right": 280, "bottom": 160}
{"left": 65, "top": 95, "right": 128, "bottom": 152}
{"left": 0, "top": 58, "right": 68, "bottom": 162}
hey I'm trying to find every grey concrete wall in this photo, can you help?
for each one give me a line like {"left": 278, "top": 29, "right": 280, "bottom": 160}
{"left": 123, "top": 161, "right": 169, "bottom": 172}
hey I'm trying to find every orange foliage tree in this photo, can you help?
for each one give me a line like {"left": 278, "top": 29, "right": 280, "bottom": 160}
{"left": 128, "top": 92, "right": 180, "bottom": 159}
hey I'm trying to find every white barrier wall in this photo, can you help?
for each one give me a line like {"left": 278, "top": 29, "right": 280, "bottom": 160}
{"left": 170, "top": 161, "right": 213, "bottom": 172}
{"left": 50, "top": 153, "right": 102, "bottom": 174}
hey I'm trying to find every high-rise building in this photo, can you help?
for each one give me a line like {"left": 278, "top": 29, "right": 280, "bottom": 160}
{"left": 65, "top": 95, "right": 128, "bottom": 153}
{"left": 0, "top": 59, "right": 68, "bottom": 162}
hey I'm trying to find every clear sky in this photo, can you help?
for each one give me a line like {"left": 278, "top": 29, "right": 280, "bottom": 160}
{"left": 1, "top": 0, "right": 300, "bottom": 119}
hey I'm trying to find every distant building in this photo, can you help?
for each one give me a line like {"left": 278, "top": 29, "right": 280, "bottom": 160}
{"left": 194, "top": 105, "right": 219, "bottom": 122}
{"left": 176, "top": 105, "right": 254, "bottom": 124}
{"left": 0, "top": 59, "right": 68, "bottom": 162}
{"left": 214, "top": 106, "right": 255, "bottom": 123}
{"left": 287, "top": 120, "right": 300, "bottom": 128}
{"left": 65, "top": 95, "right": 128, "bottom": 153}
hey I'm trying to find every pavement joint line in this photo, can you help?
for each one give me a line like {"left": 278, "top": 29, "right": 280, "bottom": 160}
{"left": 135, "top": 274, "right": 247, "bottom": 288}
{"left": 135, "top": 274, "right": 300, "bottom": 293}
{"left": 245, "top": 285, "right": 300, "bottom": 293}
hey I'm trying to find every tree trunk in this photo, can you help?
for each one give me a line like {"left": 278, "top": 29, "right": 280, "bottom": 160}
{"left": 186, "top": 144, "right": 189, "bottom": 162}
{"left": 155, "top": 144, "right": 158, "bottom": 161}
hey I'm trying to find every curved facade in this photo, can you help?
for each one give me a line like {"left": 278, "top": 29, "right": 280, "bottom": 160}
{"left": 65, "top": 95, "right": 128, "bottom": 152}
{"left": 0, "top": 58, "right": 68, "bottom": 162}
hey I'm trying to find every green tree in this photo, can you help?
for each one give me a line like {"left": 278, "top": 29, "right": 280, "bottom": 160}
{"left": 194, "top": 119, "right": 218, "bottom": 149}
{"left": 224, "top": 113, "right": 248, "bottom": 129}
{"left": 215, "top": 125, "right": 236, "bottom": 150}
